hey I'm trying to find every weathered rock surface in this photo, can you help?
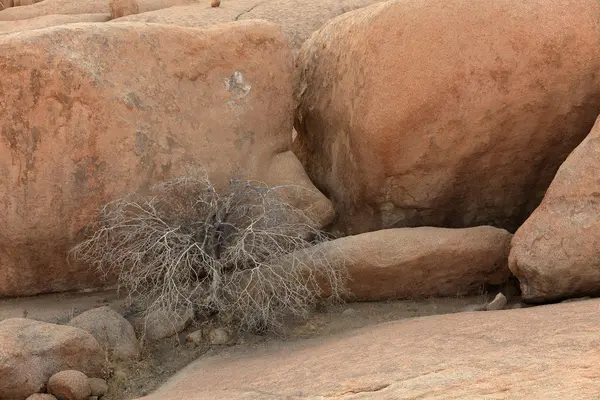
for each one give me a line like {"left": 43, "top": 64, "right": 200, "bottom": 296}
{"left": 0, "top": 20, "right": 331, "bottom": 297}
{"left": 112, "top": 0, "right": 384, "bottom": 52}
{"left": 294, "top": 0, "right": 600, "bottom": 235}
{"left": 0, "top": 0, "right": 44, "bottom": 10}
{"left": 137, "top": 299, "right": 600, "bottom": 400}
{"left": 25, "top": 395, "right": 58, "bottom": 400}
{"left": 0, "top": 14, "right": 110, "bottom": 35}
{"left": 47, "top": 370, "right": 91, "bottom": 400}
{"left": 141, "top": 308, "right": 193, "bottom": 342}
{"left": 110, "top": 0, "right": 199, "bottom": 19}
{"left": 70, "top": 306, "right": 141, "bottom": 361}
{"left": 0, "top": 0, "right": 109, "bottom": 20}
{"left": 314, "top": 226, "right": 511, "bottom": 300}
{"left": 0, "top": 318, "right": 103, "bottom": 400}
{"left": 510, "top": 115, "right": 600, "bottom": 302}
{"left": 109, "top": 0, "right": 139, "bottom": 18}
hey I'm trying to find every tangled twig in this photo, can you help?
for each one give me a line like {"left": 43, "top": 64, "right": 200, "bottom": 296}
{"left": 70, "top": 176, "right": 347, "bottom": 334}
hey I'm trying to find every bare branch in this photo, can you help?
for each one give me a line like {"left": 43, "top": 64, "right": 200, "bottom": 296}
{"left": 70, "top": 176, "right": 348, "bottom": 334}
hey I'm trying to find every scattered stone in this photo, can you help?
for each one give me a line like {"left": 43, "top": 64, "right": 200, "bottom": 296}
{"left": 26, "top": 394, "right": 58, "bottom": 400}
{"left": 89, "top": 397, "right": 99, "bottom": 400}
{"left": 0, "top": 318, "right": 103, "bottom": 400}
{"left": 210, "top": 0, "right": 220, "bottom": 6}
{"left": 485, "top": 293, "right": 508, "bottom": 311}
{"left": 341, "top": 308, "right": 357, "bottom": 316}
{"left": 47, "top": 370, "right": 92, "bottom": 400}
{"left": 186, "top": 329, "right": 204, "bottom": 346}
{"left": 142, "top": 308, "right": 193, "bottom": 342}
{"left": 88, "top": 378, "right": 108, "bottom": 397}
{"left": 208, "top": 328, "right": 231, "bottom": 345}
{"left": 70, "top": 306, "right": 141, "bottom": 361}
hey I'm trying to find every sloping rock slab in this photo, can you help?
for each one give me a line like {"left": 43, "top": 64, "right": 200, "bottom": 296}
{"left": 138, "top": 300, "right": 600, "bottom": 400}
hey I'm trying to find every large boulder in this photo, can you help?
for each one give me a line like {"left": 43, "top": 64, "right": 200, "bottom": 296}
{"left": 111, "top": 0, "right": 384, "bottom": 52}
{"left": 314, "top": 226, "right": 511, "bottom": 300}
{"left": 0, "top": 14, "right": 110, "bottom": 35}
{"left": 69, "top": 306, "right": 141, "bottom": 361}
{"left": 0, "top": 318, "right": 104, "bottom": 400}
{"left": 294, "top": 0, "right": 600, "bottom": 235}
{"left": 509, "top": 115, "right": 600, "bottom": 302}
{"left": 0, "top": 20, "right": 332, "bottom": 297}
{"left": 136, "top": 299, "right": 600, "bottom": 400}
{"left": 0, "top": 0, "right": 109, "bottom": 20}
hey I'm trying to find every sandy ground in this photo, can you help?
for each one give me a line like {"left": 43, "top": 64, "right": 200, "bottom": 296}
{"left": 0, "top": 289, "right": 524, "bottom": 400}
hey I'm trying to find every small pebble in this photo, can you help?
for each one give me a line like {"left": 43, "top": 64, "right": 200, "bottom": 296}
{"left": 209, "top": 328, "right": 230, "bottom": 345}
{"left": 211, "top": 0, "right": 220, "bottom": 7}
{"left": 47, "top": 370, "right": 91, "bottom": 400}
{"left": 485, "top": 292, "right": 507, "bottom": 311}
{"left": 186, "top": 329, "right": 204, "bottom": 346}
{"left": 341, "top": 308, "right": 357, "bottom": 316}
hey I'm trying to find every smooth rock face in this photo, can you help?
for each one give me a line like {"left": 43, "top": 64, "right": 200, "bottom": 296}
{"left": 70, "top": 306, "right": 141, "bottom": 361}
{"left": 510, "top": 115, "right": 600, "bottom": 302}
{"left": 315, "top": 226, "right": 511, "bottom": 300}
{"left": 47, "top": 370, "right": 91, "bottom": 400}
{"left": 0, "top": 14, "right": 110, "bottom": 35}
{"left": 0, "top": 0, "right": 44, "bottom": 10}
{"left": 0, "top": 0, "right": 109, "bottom": 20}
{"left": 0, "top": 21, "right": 331, "bottom": 297}
{"left": 25, "top": 395, "right": 58, "bottom": 400}
{"left": 294, "top": 0, "right": 600, "bottom": 235}
{"left": 0, "top": 318, "right": 103, "bottom": 400}
{"left": 111, "top": 0, "right": 384, "bottom": 52}
{"left": 137, "top": 300, "right": 600, "bottom": 400}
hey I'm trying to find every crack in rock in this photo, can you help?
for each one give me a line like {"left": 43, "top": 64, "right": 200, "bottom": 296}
{"left": 234, "top": 0, "right": 270, "bottom": 20}
{"left": 328, "top": 383, "right": 391, "bottom": 397}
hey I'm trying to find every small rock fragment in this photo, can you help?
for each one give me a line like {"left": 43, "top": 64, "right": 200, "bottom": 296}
{"left": 141, "top": 308, "right": 193, "bottom": 342}
{"left": 341, "top": 308, "right": 357, "bottom": 316}
{"left": 186, "top": 329, "right": 204, "bottom": 346}
{"left": 88, "top": 377, "right": 108, "bottom": 397}
{"left": 26, "top": 394, "right": 58, "bottom": 400}
{"left": 209, "top": 328, "right": 230, "bottom": 345}
{"left": 47, "top": 370, "right": 91, "bottom": 400}
{"left": 211, "top": 0, "right": 220, "bottom": 7}
{"left": 485, "top": 292, "right": 507, "bottom": 311}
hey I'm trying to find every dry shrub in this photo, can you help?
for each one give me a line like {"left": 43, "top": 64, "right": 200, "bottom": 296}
{"left": 70, "top": 176, "right": 347, "bottom": 333}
